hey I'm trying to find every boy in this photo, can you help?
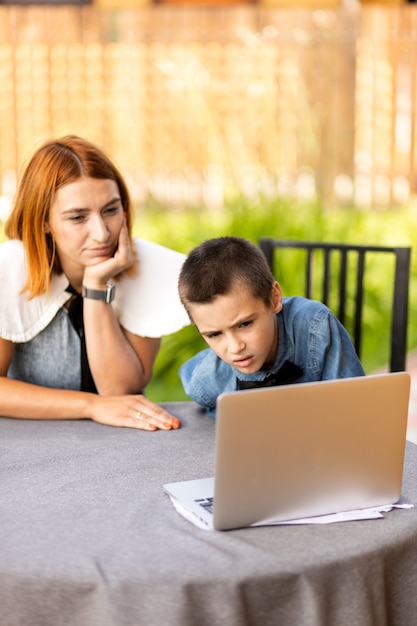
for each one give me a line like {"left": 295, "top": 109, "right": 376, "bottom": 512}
{"left": 178, "top": 236, "right": 365, "bottom": 417}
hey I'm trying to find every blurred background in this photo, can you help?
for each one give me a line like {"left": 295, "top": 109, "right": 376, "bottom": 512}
{"left": 0, "top": 0, "right": 416, "bottom": 400}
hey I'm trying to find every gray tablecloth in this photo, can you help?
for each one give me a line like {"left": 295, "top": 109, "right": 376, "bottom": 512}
{"left": 1, "top": 402, "right": 417, "bottom": 626}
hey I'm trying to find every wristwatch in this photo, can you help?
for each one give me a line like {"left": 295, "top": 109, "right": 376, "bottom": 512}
{"left": 82, "top": 284, "right": 115, "bottom": 304}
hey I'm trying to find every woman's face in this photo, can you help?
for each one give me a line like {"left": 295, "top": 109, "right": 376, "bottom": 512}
{"left": 47, "top": 176, "right": 124, "bottom": 284}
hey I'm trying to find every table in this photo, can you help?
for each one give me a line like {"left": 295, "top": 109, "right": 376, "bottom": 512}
{"left": 1, "top": 402, "right": 417, "bottom": 626}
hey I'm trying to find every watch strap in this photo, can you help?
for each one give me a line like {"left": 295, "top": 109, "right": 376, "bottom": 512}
{"left": 82, "top": 284, "right": 115, "bottom": 304}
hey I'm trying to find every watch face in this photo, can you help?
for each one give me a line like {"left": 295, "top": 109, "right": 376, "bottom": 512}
{"left": 106, "top": 284, "right": 115, "bottom": 303}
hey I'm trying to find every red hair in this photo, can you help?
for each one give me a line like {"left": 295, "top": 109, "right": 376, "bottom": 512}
{"left": 5, "top": 136, "right": 135, "bottom": 298}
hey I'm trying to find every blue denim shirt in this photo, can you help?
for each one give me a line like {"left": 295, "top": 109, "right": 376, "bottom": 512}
{"left": 179, "top": 296, "right": 365, "bottom": 417}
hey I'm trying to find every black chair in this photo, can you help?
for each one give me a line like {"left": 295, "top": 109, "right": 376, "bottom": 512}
{"left": 259, "top": 239, "right": 411, "bottom": 372}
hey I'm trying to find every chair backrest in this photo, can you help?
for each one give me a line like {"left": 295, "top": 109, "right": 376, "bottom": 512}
{"left": 259, "top": 239, "right": 411, "bottom": 373}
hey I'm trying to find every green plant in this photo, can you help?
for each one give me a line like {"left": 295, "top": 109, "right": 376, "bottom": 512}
{"left": 136, "top": 198, "right": 417, "bottom": 401}
{"left": 2, "top": 196, "right": 416, "bottom": 403}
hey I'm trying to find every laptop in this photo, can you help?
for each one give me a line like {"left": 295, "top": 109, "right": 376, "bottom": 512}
{"left": 164, "top": 372, "right": 411, "bottom": 530}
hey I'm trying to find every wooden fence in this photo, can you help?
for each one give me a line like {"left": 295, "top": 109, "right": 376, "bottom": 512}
{"left": 0, "top": 3, "right": 416, "bottom": 215}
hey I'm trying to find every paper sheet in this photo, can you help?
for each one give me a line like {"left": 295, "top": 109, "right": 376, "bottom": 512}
{"left": 169, "top": 497, "right": 414, "bottom": 531}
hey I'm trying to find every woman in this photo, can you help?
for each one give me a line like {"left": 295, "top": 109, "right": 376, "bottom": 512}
{"left": 0, "top": 135, "right": 189, "bottom": 430}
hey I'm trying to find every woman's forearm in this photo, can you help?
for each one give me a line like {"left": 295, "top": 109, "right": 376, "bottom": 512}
{"left": 0, "top": 376, "right": 181, "bottom": 431}
{"left": 0, "top": 377, "right": 95, "bottom": 419}
{"left": 83, "top": 298, "right": 160, "bottom": 395}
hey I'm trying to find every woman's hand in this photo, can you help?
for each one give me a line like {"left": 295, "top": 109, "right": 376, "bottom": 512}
{"left": 89, "top": 393, "right": 181, "bottom": 431}
{"left": 83, "top": 218, "right": 134, "bottom": 288}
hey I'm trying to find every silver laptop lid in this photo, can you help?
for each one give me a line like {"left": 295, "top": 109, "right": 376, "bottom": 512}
{"left": 213, "top": 373, "right": 410, "bottom": 530}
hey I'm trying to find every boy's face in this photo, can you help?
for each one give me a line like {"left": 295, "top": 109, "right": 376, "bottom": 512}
{"left": 188, "top": 282, "right": 283, "bottom": 374}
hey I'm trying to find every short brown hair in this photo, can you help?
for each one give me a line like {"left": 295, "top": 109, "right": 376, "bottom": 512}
{"left": 5, "top": 135, "right": 134, "bottom": 297}
{"left": 179, "top": 236, "right": 276, "bottom": 314}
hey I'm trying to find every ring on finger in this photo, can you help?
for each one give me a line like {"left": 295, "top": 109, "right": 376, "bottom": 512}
{"left": 135, "top": 411, "right": 142, "bottom": 419}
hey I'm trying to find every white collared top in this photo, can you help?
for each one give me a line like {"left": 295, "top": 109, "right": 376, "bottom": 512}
{"left": 0, "top": 237, "right": 190, "bottom": 342}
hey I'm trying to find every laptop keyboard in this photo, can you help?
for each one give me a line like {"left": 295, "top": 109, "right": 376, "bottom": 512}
{"left": 195, "top": 497, "right": 214, "bottom": 514}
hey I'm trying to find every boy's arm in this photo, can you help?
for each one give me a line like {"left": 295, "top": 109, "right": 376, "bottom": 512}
{"left": 179, "top": 349, "right": 236, "bottom": 417}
